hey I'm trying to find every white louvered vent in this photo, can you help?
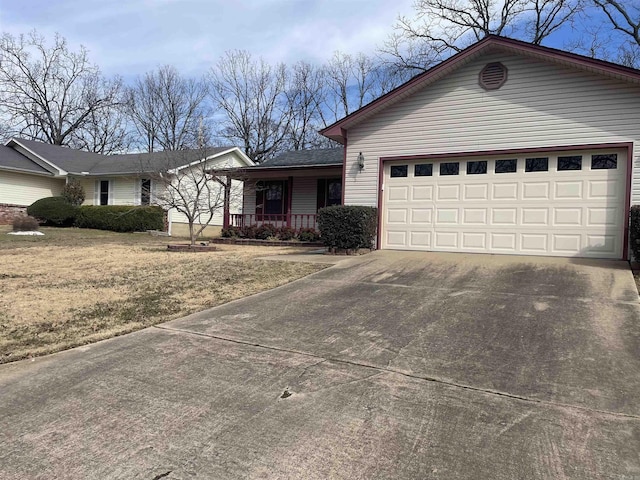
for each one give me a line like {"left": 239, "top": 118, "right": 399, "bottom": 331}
{"left": 479, "top": 62, "right": 508, "bottom": 90}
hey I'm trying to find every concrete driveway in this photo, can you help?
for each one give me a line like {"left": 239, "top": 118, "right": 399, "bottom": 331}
{"left": 1, "top": 251, "right": 639, "bottom": 479}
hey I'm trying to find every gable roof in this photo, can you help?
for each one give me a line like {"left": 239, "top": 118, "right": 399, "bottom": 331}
{"left": 254, "top": 148, "right": 343, "bottom": 169}
{"left": 320, "top": 35, "right": 640, "bottom": 144}
{"left": 0, "top": 144, "right": 53, "bottom": 175}
{"left": 2, "top": 138, "right": 252, "bottom": 176}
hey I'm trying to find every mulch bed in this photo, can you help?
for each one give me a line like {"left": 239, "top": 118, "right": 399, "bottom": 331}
{"left": 211, "top": 238, "right": 324, "bottom": 247}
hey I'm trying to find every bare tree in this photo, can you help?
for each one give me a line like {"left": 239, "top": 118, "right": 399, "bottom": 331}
{"left": 69, "top": 103, "right": 131, "bottom": 154}
{"left": 0, "top": 31, "right": 122, "bottom": 146}
{"left": 285, "top": 61, "right": 333, "bottom": 150}
{"left": 127, "top": 65, "right": 209, "bottom": 152}
{"left": 210, "top": 50, "right": 291, "bottom": 163}
{"left": 383, "top": 0, "right": 583, "bottom": 72}
{"left": 594, "top": 1, "right": 640, "bottom": 46}
{"left": 322, "top": 51, "right": 397, "bottom": 122}
{"left": 150, "top": 147, "right": 243, "bottom": 245}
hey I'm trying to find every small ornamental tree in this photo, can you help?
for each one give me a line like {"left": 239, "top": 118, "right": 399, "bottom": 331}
{"left": 61, "top": 179, "right": 86, "bottom": 206}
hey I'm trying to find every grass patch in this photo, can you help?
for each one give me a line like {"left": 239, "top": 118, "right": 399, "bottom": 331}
{"left": 0, "top": 226, "right": 326, "bottom": 363}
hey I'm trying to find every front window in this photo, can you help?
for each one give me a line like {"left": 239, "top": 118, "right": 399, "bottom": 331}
{"left": 99, "top": 180, "right": 109, "bottom": 206}
{"left": 140, "top": 179, "right": 151, "bottom": 206}
{"left": 256, "top": 180, "right": 287, "bottom": 216}
{"left": 317, "top": 178, "right": 342, "bottom": 210}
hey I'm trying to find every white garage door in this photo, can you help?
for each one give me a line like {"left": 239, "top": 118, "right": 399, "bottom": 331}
{"left": 382, "top": 149, "right": 627, "bottom": 258}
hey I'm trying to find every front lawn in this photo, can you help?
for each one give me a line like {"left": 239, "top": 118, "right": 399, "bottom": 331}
{"left": 0, "top": 226, "right": 326, "bottom": 363}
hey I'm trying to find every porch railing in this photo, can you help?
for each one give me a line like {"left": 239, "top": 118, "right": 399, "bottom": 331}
{"left": 230, "top": 213, "right": 317, "bottom": 230}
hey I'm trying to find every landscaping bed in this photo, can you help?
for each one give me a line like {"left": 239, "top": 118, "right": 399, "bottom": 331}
{"left": 212, "top": 237, "right": 323, "bottom": 247}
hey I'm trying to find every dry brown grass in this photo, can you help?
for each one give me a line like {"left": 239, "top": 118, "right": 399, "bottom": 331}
{"left": 0, "top": 226, "right": 326, "bottom": 363}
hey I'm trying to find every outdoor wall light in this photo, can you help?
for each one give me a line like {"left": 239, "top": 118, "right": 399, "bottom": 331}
{"left": 357, "top": 152, "right": 365, "bottom": 171}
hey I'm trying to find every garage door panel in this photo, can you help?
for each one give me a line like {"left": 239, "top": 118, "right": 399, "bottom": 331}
{"left": 552, "top": 234, "right": 582, "bottom": 253}
{"left": 493, "top": 183, "right": 518, "bottom": 200}
{"left": 522, "top": 208, "right": 548, "bottom": 226}
{"left": 387, "top": 209, "right": 408, "bottom": 224}
{"left": 462, "top": 232, "right": 486, "bottom": 249}
{"left": 521, "top": 234, "right": 548, "bottom": 252}
{"left": 410, "top": 231, "right": 431, "bottom": 248}
{"left": 412, "top": 185, "right": 433, "bottom": 201}
{"left": 555, "top": 181, "right": 582, "bottom": 199}
{"left": 382, "top": 149, "right": 625, "bottom": 258}
{"left": 434, "top": 231, "right": 458, "bottom": 248}
{"left": 411, "top": 208, "right": 433, "bottom": 224}
{"left": 490, "top": 233, "right": 517, "bottom": 251}
{"left": 387, "top": 186, "right": 409, "bottom": 201}
{"left": 491, "top": 208, "right": 517, "bottom": 225}
{"left": 586, "top": 235, "right": 616, "bottom": 254}
{"left": 587, "top": 208, "right": 618, "bottom": 226}
{"left": 553, "top": 208, "right": 582, "bottom": 226}
{"left": 464, "top": 183, "right": 488, "bottom": 200}
{"left": 436, "top": 208, "right": 458, "bottom": 224}
{"left": 386, "top": 231, "right": 407, "bottom": 247}
{"left": 589, "top": 180, "right": 619, "bottom": 199}
{"left": 463, "top": 208, "right": 487, "bottom": 225}
{"left": 522, "top": 182, "right": 550, "bottom": 200}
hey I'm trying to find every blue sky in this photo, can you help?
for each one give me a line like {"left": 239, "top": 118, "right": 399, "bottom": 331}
{"left": 0, "top": 0, "right": 416, "bottom": 77}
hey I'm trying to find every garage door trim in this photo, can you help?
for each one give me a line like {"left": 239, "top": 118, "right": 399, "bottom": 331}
{"left": 376, "top": 142, "right": 633, "bottom": 259}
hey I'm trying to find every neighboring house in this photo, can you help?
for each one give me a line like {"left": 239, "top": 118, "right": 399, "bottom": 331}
{"left": 228, "top": 148, "right": 343, "bottom": 230}
{"left": 314, "top": 35, "right": 640, "bottom": 260}
{"left": 0, "top": 138, "right": 254, "bottom": 233}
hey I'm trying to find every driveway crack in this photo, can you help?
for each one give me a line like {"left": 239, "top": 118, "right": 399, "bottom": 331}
{"left": 153, "top": 325, "right": 640, "bottom": 421}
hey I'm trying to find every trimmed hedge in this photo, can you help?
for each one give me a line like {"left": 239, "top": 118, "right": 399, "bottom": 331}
{"left": 220, "top": 225, "right": 320, "bottom": 242}
{"left": 317, "top": 205, "right": 377, "bottom": 250}
{"left": 75, "top": 205, "right": 164, "bottom": 232}
{"left": 631, "top": 205, "right": 640, "bottom": 261}
{"left": 27, "top": 196, "right": 78, "bottom": 226}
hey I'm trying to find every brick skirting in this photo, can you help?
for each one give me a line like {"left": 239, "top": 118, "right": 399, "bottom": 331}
{"left": 0, "top": 204, "right": 27, "bottom": 225}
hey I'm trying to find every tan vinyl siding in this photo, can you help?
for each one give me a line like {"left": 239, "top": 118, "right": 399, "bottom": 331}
{"left": 345, "top": 53, "right": 640, "bottom": 206}
{"left": 291, "top": 177, "right": 317, "bottom": 215}
{"left": 0, "top": 171, "right": 64, "bottom": 206}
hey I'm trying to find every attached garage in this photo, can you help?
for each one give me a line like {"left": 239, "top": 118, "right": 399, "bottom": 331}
{"left": 321, "top": 35, "right": 640, "bottom": 260}
{"left": 381, "top": 147, "right": 628, "bottom": 258}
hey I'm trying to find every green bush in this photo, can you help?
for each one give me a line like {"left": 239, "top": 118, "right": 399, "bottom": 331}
{"left": 297, "top": 228, "right": 320, "bottom": 242}
{"left": 631, "top": 205, "right": 640, "bottom": 261}
{"left": 221, "top": 226, "right": 241, "bottom": 238}
{"left": 277, "top": 226, "right": 296, "bottom": 241}
{"left": 61, "top": 179, "right": 86, "bottom": 206}
{"left": 12, "top": 215, "right": 40, "bottom": 232}
{"left": 255, "top": 224, "right": 278, "bottom": 240}
{"left": 27, "top": 197, "right": 78, "bottom": 226}
{"left": 317, "top": 205, "right": 377, "bottom": 250}
{"left": 75, "top": 205, "right": 164, "bottom": 232}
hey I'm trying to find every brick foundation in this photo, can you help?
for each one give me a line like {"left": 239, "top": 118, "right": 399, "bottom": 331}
{"left": 0, "top": 204, "right": 27, "bottom": 225}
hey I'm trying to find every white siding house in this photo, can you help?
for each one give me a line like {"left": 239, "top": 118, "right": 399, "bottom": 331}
{"left": 0, "top": 139, "right": 254, "bottom": 233}
{"left": 321, "top": 36, "right": 640, "bottom": 259}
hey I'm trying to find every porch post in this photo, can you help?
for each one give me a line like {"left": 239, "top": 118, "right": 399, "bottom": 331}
{"left": 287, "top": 176, "right": 293, "bottom": 227}
{"left": 223, "top": 176, "right": 231, "bottom": 229}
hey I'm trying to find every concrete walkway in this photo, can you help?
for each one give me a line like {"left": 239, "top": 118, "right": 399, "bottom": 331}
{"left": 1, "top": 251, "right": 639, "bottom": 479}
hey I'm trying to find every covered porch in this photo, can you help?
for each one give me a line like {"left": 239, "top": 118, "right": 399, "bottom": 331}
{"left": 223, "top": 148, "right": 344, "bottom": 232}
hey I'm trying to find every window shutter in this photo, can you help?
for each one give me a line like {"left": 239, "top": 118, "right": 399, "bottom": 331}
{"left": 150, "top": 179, "right": 157, "bottom": 204}
{"left": 108, "top": 180, "right": 114, "bottom": 205}
{"left": 134, "top": 179, "right": 141, "bottom": 206}
{"left": 317, "top": 179, "right": 326, "bottom": 211}
{"left": 94, "top": 180, "right": 100, "bottom": 205}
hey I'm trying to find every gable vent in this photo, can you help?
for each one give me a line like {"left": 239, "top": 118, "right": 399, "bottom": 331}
{"left": 479, "top": 62, "right": 508, "bottom": 90}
